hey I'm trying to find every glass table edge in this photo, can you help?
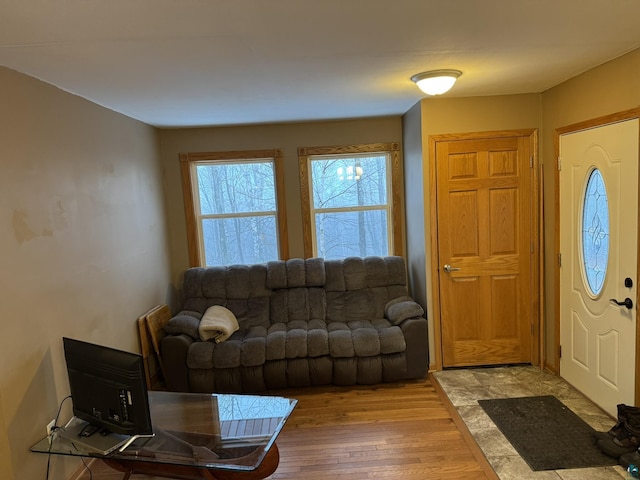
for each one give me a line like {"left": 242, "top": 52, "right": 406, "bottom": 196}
{"left": 31, "top": 396, "right": 298, "bottom": 471}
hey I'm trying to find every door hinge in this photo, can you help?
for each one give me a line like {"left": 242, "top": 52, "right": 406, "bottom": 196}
{"left": 558, "top": 253, "right": 562, "bottom": 267}
{"left": 558, "top": 345, "right": 562, "bottom": 359}
{"left": 530, "top": 156, "right": 533, "bottom": 168}
{"left": 558, "top": 156, "right": 562, "bottom": 171}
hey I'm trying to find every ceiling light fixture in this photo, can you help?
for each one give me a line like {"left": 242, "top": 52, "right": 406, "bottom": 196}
{"left": 411, "top": 69, "right": 462, "bottom": 96}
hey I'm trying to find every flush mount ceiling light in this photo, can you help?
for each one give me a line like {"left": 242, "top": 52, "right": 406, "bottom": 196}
{"left": 411, "top": 69, "right": 462, "bottom": 95}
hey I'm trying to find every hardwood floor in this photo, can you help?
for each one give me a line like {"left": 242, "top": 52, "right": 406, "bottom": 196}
{"left": 74, "top": 376, "right": 497, "bottom": 480}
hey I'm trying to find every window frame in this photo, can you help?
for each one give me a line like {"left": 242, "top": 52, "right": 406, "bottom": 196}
{"left": 298, "top": 142, "right": 404, "bottom": 259}
{"left": 180, "top": 149, "right": 289, "bottom": 267}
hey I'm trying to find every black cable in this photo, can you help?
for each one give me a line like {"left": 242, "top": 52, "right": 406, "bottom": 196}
{"left": 45, "top": 395, "right": 72, "bottom": 480}
{"left": 80, "top": 457, "right": 93, "bottom": 480}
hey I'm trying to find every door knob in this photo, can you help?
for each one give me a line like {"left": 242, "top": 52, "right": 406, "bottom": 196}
{"left": 610, "top": 298, "right": 634, "bottom": 309}
{"left": 443, "top": 264, "right": 461, "bottom": 273}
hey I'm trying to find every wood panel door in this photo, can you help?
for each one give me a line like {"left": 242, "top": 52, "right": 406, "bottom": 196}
{"left": 434, "top": 131, "right": 536, "bottom": 367}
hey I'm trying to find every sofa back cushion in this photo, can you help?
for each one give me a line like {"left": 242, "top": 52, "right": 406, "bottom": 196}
{"left": 178, "top": 256, "right": 409, "bottom": 329}
{"left": 181, "top": 264, "right": 271, "bottom": 329}
{"left": 270, "top": 287, "right": 327, "bottom": 323}
{"left": 325, "top": 256, "right": 409, "bottom": 322}
{"left": 267, "top": 258, "right": 326, "bottom": 323}
{"left": 266, "top": 258, "right": 325, "bottom": 288}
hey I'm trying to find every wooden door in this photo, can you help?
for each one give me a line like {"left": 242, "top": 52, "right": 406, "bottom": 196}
{"left": 434, "top": 131, "right": 535, "bottom": 367}
{"left": 559, "top": 119, "right": 639, "bottom": 417}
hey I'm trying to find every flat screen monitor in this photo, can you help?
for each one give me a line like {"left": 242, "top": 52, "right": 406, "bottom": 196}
{"left": 62, "top": 337, "right": 153, "bottom": 437}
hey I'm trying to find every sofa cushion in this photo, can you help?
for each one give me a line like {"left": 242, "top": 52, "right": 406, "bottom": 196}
{"left": 352, "top": 328, "right": 380, "bottom": 357}
{"left": 328, "top": 329, "right": 354, "bottom": 358}
{"left": 204, "top": 264, "right": 269, "bottom": 299}
{"left": 325, "top": 256, "right": 407, "bottom": 291}
{"left": 285, "top": 329, "right": 308, "bottom": 358}
{"left": 378, "top": 326, "right": 407, "bottom": 354}
{"left": 307, "top": 328, "right": 329, "bottom": 358}
{"left": 327, "top": 320, "right": 406, "bottom": 358}
{"left": 265, "top": 325, "right": 286, "bottom": 361}
{"left": 224, "top": 298, "right": 271, "bottom": 329}
{"left": 270, "top": 288, "right": 326, "bottom": 324}
{"left": 325, "top": 290, "right": 375, "bottom": 322}
{"left": 213, "top": 338, "right": 242, "bottom": 368}
{"left": 266, "top": 258, "right": 325, "bottom": 288}
{"left": 186, "top": 327, "right": 267, "bottom": 370}
{"left": 324, "top": 256, "right": 411, "bottom": 323}
{"left": 241, "top": 326, "right": 267, "bottom": 366}
{"left": 266, "top": 321, "right": 330, "bottom": 361}
{"left": 181, "top": 264, "right": 271, "bottom": 329}
{"left": 182, "top": 264, "right": 270, "bottom": 299}
{"left": 186, "top": 340, "right": 215, "bottom": 369}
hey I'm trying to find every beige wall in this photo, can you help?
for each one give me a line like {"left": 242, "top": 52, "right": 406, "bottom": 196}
{"left": 403, "top": 94, "right": 542, "bottom": 368}
{"left": 0, "top": 66, "right": 171, "bottom": 480}
{"left": 540, "top": 48, "right": 640, "bottom": 370}
{"left": 158, "top": 117, "right": 403, "bottom": 287}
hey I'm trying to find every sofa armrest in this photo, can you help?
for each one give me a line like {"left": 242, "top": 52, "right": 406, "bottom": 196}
{"left": 399, "top": 317, "right": 428, "bottom": 379}
{"left": 161, "top": 333, "right": 194, "bottom": 392}
{"left": 164, "top": 310, "right": 203, "bottom": 339}
{"left": 385, "top": 297, "right": 425, "bottom": 325}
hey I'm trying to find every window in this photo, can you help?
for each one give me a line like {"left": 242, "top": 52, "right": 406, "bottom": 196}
{"left": 581, "top": 167, "right": 609, "bottom": 296}
{"left": 180, "top": 150, "right": 288, "bottom": 267}
{"left": 298, "top": 143, "right": 403, "bottom": 259}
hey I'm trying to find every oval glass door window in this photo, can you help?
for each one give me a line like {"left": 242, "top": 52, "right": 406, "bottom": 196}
{"left": 582, "top": 168, "right": 609, "bottom": 296}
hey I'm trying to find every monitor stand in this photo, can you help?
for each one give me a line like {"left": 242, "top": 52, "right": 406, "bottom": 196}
{"left": 58, "top": 417, "right": 154, "bottom": 455}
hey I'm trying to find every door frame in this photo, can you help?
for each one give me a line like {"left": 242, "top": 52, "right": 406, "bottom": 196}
{"left": 554, "top": 108, "right": 640, "bottom": 403}
{"left": 429, "top": 129, "right": 542, "bottom": 370}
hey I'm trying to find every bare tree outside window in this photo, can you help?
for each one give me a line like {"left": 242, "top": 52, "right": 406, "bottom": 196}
{"left": 309, "top": 153, "right": 391, "bottom": 259}
{"left": 180, "top": 150, "right": 288, "bottom": 267}
{"left": 196, "top": 160, "right": 278, "bottom": 265}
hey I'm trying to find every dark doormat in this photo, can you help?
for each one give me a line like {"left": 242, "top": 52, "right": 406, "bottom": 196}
{"left": 478, "top": 395, "right": 618, "bottom": 471}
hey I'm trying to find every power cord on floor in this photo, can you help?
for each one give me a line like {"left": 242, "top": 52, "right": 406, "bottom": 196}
{"left": 80, "top": 456, "right": 94, "bottom": 480}
{"left": 45, "top": 395, "right": 71, "bottom": 480}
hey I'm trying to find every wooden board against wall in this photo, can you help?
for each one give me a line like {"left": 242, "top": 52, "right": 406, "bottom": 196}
{"left": 137, "top": 304, "right": 171, "bottom": 390}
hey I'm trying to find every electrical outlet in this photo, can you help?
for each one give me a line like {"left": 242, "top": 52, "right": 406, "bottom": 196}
{"left": 46, "top": 419, "right": 56, "bottom": 436}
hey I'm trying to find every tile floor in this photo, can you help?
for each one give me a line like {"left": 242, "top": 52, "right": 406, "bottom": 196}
{"left": 433, "top": 366, "right": 629, "bottom": 480}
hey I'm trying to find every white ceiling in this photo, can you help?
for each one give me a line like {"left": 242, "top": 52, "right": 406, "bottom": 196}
{"left": 2, "top": 0, "right": 640, "bottom": 128}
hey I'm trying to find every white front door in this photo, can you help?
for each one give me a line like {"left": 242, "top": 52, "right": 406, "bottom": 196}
{"left": 559, "top": 119, "right": 639, "bottom": 417}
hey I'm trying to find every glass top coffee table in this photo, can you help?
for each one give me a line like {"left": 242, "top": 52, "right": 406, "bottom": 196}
{"left": 32, "top": 391, "right": 297, "bottom": 480}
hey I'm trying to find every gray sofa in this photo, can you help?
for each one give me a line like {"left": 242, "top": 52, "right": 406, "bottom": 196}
{"left": 161, "top": 256, "right": 428, "bottom": 393}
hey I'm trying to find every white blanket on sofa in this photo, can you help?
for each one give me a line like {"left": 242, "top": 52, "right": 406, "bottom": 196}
{"left": 198, "top": 305, "right": 239, "bottom": 343}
